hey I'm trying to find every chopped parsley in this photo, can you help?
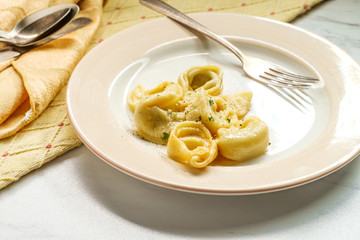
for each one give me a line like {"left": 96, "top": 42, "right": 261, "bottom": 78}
{"left": 208, "top": 116, "right": 214, "bottom": 121}
{"left": 209, "top": 99, "right": 214, "bottom": 106}
{"left": 227, "top": 118, "right": 231, "bottom": 123}
{"left": 161, "top": 132, "right": 170, "bottom": 140}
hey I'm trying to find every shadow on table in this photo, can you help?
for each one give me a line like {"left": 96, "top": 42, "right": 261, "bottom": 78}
{"left": 76, "top": 147, "right": 359, "bottom": 238}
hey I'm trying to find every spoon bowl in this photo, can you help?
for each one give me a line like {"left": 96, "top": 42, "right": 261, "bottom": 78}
{"left": 0, "top": 3, "right": 79, "bottom": 47}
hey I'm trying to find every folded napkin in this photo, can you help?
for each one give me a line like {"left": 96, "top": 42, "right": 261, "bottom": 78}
{"left": 0, "top": 0, "right": 322, "bottom": 190}
{"left": 0, "top": 0, "right": 102, "bottom": 189}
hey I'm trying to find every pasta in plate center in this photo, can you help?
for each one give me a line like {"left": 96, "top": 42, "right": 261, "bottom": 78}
{"left": 127, "top": 65, "right": 269, "bottom": 168}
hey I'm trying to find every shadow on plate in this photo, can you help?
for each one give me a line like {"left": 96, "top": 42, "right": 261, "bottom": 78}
{"left": 75, "top": 146, "right": 359, "bottom": 237}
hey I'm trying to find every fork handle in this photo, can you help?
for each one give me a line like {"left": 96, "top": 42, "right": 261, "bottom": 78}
{"left": 140, "top": 0, "right": 246, "bottom": 65}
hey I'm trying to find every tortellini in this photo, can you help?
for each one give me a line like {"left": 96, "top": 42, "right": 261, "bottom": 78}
{"left": 167, "top": 121, "right": 218, "bottom": 168}
{"left": 178, "top": 89, "right": 252, "bottom": 135}
{"left": 127, "top": 65, "right": 269, "bottom": 168}
{"left": 178, "top": 65, "right": 223, "bottom": 96}
{"left": 128, "top": 81, "right": 183, "bottom": 111}
{"left": 134, "top": 104, "right": 174, "bottom": 144}
{"left": 130, "top": 81, "right": 183, "bottom": 144}
{"left": 127, "top": 85, "right": 146, "bottom": 112}
{"left": 216, "top": 116, "right": 269, "bottom": 162}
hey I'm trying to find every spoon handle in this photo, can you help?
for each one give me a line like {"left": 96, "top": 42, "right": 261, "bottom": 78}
{"left": 0, "top": 17, "right": 92, "bottom": 63}
{"left": 0, "top": 30, "right": 12, "bottom": 41}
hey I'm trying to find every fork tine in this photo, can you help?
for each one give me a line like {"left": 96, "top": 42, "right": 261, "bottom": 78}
{"left": 268, "top": 86, "right": 312, "bottom": 113}
{"left": 282, "top": 88, "right": 311, "bottom": 108}
{"left": 269, "top": 67, "right": 319, "bottom": 82}
{"left": 259, "top": 75, "right": 313, "bottom": 89}
{"left": 266, "top": 70, "right": 319, "bottom": 84}
{"left": 290, "top": 89, "right": 312, "bottom": 104}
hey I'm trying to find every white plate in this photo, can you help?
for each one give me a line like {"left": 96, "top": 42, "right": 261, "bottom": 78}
{"left": 67, "top": 13, "right": 360, "bottom": 195}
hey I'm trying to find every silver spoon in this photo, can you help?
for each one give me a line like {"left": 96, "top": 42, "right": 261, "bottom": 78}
{"left": 0, "top": 3, "right": 79, "bottom": 47}
{"left": 0, "top": 17, "right": 93, "bottom": 63}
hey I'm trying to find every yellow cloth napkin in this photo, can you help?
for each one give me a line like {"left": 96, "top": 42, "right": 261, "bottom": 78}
{"left": 0, "top": 0, "right": 103, "bottom": 189}
{"left": 0, "top": 0, "right": 323, "bottom": 190}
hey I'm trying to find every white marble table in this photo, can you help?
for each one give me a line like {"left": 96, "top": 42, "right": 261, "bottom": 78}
{"left": 1, "top": 0, "right": 360, "bottom": 239}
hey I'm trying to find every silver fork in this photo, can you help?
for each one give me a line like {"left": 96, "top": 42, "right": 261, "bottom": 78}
{"left": 140, "top": 0, "right": 320, "bottom": 90}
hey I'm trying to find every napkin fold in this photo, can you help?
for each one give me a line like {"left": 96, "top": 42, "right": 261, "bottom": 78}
{"left": 0, "top": 0, "right": 323, "bottom": 190}
{"left": 0, "top": 0, "right": 102, "bottom": 138}
{"left": 0, "top": 0, "right": 102, "bottom": 189}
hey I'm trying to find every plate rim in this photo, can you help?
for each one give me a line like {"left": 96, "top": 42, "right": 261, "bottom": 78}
{"left": 67, "top": 12, "right": 360, "bottom": 195}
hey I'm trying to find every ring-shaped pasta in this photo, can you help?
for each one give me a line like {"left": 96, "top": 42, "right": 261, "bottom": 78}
{"left": 178, "top": 65, "right": 223, "bottom": 96}
{"left": 127, "top": 85, "right": 146, "bottom": 112}
{"left": 134, "top": 103, "right": 174, "bottom": 145}
{"left": 127, "top": 64, "right": 269, "bottom": 168}
{"left": 167, "top": 121, "right": 218, "bottom": 168}
{"left": 127, "top": 81, "right": 183, "bottom": 112}
{"left": 220, "top": 92, "right": 253, "bottom": 119}
{"left": 181, "top": 89, "right": 237, "bottom": 134}
{"left": 216, "top": 116, "right": 269, "bottom": 161}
